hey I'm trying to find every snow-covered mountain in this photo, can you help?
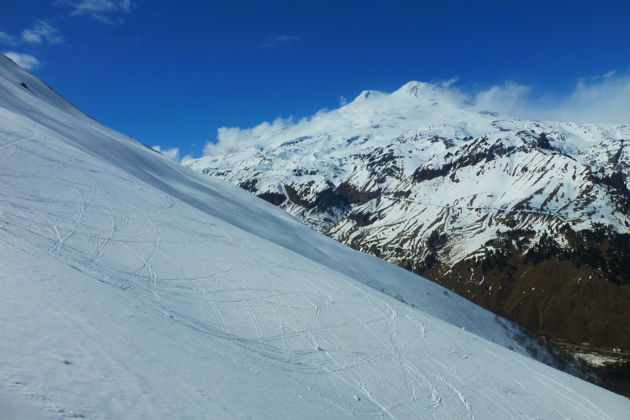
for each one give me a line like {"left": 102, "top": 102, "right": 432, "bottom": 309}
{"left": 1, "top": 55, "right": 629, "bottom": 419}
{"left": 187, "top": 81, "right": 630, "bottom": 354}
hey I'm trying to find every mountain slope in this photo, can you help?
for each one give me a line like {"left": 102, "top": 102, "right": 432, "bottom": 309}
{"left": 187, "top": 82, "right": 630, "bottom": 352}
{"left": 1, "top": 56, "right": 629, "bottom": 418}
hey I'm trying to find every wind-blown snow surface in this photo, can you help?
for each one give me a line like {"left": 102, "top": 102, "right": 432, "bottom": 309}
{"left": 0, "top": 56, "right": 628, "bottom": 419}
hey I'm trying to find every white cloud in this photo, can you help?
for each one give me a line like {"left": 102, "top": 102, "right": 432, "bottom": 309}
{"left": 21, "top": 20, "right": 64, "bottom": 45}
{"left": 202, "top": 72, "right": 630, "bottom": 156}
{"left": 261, "top": 35, "right": 300, "bottom": 48}
{"left": 475, "top": 74, "right": 630, "bottom": 125}
{"left": 2, "top": 52, "right": 40, "bottom": 70}
{"left": 544, "top": 74, "right": 630, "bottom": 125}
{"left": 204, "top": 117, "right": 298, "bottom": 156}
{"left": 0, "top": 32, "right": 20, "bottom": 46}
{"left": 119, "top": 0, "right": 133, "bottom": 12}
{"left": 0, "top": 21, "right": 63, "bottom": 46}
{"left": 152, "top": 145, "right": 181, "bottom": 162}
{"left": 439, "top": 77, "right": 459, "bottom": 88}
{"left": 474, "top": 81, "right": 532, "bottom": 116}
{"left": 57, "top": 0, "right": 135, "bottom": 24}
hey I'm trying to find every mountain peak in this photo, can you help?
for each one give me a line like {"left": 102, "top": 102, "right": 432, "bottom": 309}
{"left": 393, "top": 80, "right": 440, "bottom": 98}
{"left": 351, "top": 89, "right": 386, "bottom": 103}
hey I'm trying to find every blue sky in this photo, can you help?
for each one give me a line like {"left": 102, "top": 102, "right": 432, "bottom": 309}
{"left": 2, "top": 0, "right": 630, "bottom": 158}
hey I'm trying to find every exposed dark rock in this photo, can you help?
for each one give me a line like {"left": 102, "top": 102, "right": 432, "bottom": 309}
{"left": 311, "top": 188, "right": 351, "bottom": 213}
{"left": 284, "top": 184, "right": 310, "bottom": 207}
{"left": 412, "top": 163, "right": 452, "bottom": 182}
{"left": 239, "top": 178, "right": 258, "bottom": 192}
{"left": 365, "top": 149, "right": 401, "bottom": 180}
{"left": 257, "top": 192, "right": 286, "bottom": 206}
{"left": 426, "top": 230, "right": 448, "bottom": 251}
{"left": 334, "top": 182, "right": 380, "bottom": 204}
{"left": 292, "top": 168, "right": 319, "bottom": 176}
{"left": 392, "top": 190, "right": 411, "bottom": 199}
{"left": 598, "top": 171, "right": 628, "bottom": 193}
{"left": 280, "top": 136, "right": 310, "bottom": 147}
{"left": 589, "top": 171, "right": 630, "bottom": 215}
{"left": 536, "top": 133, "right": 553, "bottom": 150}
{"left": 283, "top": 183, "right": 351, "bottom": 215}
{"left": 413, "top": 141, "right": 516, "bottom": 183}
{"left": 347, "top": 210, "right": 375, "bottom": 227}
{"left": 611, "top": 142, "right": 624, "bottom": 166}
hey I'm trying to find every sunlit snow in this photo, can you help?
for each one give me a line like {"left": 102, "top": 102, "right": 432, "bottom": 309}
{"left": 1, "top": 55, "right": 629, "bottom": 419}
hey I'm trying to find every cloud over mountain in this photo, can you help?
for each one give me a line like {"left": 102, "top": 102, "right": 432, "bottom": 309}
{"left": 201, "top": 74, "right": 630, "bottom": 157}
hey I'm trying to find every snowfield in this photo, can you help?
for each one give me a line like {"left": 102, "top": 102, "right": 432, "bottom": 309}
{"left": 1, "top": 55, "right": 629, "bottom": 419}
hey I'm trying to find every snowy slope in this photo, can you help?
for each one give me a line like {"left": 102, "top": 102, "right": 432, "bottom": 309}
{"left": 1, "top": 55, "right": 629, "bottom": 419}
